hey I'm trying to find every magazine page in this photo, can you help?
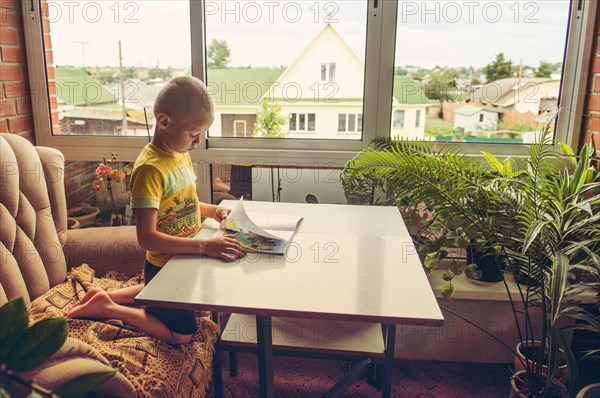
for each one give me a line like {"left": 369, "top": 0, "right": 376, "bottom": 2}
{"left": 217, "top": 199, "right": 301, "bottom": 254}
{"left": 245, "top": 213, "right": 303, "bottom": 241}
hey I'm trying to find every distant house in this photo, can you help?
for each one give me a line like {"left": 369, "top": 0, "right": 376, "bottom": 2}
{"left": 453, "top": 105, "right": 502, "bottom": 134}
{"left": 470, "top": 77, "right": 559, "bottom": 127}
{"left": 55, "top": 68, "right": 147, "bottom": 135}
{"left": 391, "top": 76, "right": 430, "bottom": 139}
{"left": 209, "top": 68, "right": 284, "bottom": 137}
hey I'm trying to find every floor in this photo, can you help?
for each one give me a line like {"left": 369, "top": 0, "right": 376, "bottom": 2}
{"left": 208, "top": 352, "right": 512, "bottom": 397}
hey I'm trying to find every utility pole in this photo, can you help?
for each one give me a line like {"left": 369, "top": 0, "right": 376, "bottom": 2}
{"left": 119, "top": 40, "right": 128, "bottom": 135}
{"left": 518, "top": 59, "right": 523, "bottom": 86}
{"left": 71, "top": 41, "right": 89, "bottom": 84}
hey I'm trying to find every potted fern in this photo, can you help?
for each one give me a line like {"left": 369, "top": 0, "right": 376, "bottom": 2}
{"left": 341, "top": 122, "right": 600, "bottom": 396}
{"left": 341, "top": 135, "right": 521, "bottom": 297}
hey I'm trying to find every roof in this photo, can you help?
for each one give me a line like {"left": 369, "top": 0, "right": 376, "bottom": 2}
{"left": 55, "top": 68, "right": 118, "bottom": 106}
{"left": 63, "top": 106, "right": 146, "bottom": 124}
{"left": 208, "top": 68, "right": 285, "bottom": 106}
{"left": 263, "top": 24, "right": 365, "bottom": 102}
{"left": 108, "top": 82, "right": 164, "bottom": 109}
{"left": 455, "top": 105, "right": 503, "bottom": 116}
{"left": 393, "top": 76, "right": 429, "bottom": 105}
{"left": 63, "top": 107, "right": 123, "bottom": 121}
{"left": 471, "top": 78, "right": 560, "bottom": 107}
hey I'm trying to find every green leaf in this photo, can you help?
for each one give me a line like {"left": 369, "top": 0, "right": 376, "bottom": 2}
{"left": 7, "top": 318, "right": 68, "bottom": 372}
{"left": 482, "top": 151, "right": 503, "bottom": 174}
{"left": 441, "top": 282, "right": 454, "bottom": 299}
{"left": 559, "top": 142, "right": 577, "bottom": 168}
{"left": 502, "top": 159, "right": 513, "bottom": 178}
{"left": 54, "top": 370, "right": 117, "bottom": 398}
{"left": 0, "top": 298, "right": 29, "bottom": 364}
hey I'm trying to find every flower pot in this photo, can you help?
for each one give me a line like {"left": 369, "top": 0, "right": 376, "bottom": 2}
{"left": 576, "top": 383, "right": 600, "bottom": 398}
{"left": 514, "top": 341, "right": 569, "bottom": 383}
{"left": 67, "top": 217, "right": 80, "bottom": 230}
{"left": 67, "top": 206, "right": 100, "bottom": 227}
{"left": 510, "top": 370, "right": 568, "bottom": 398}
{"left": 466, "top": 246, "right": 506, "bottom": 282}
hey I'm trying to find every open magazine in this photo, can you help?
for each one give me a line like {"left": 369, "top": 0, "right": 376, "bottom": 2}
{"left": 216, "top": 199, "right": 303, "bottom": 254}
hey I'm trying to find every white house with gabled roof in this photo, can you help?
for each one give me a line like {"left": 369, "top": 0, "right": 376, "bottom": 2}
{"left": 209, "top": 24, "right": 430, "bottom": 140}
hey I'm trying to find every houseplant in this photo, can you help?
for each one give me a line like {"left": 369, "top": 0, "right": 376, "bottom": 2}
{"left": 0, "top": 298, "right": 115, "bottom": 397}
{"left": 93, "top": 153, "right": 127, "bottom": 226}
{"left": 341, "top": 134, "right": 521, "bottom": 297}
{"left": 341, "top": 120, "right": 600, "bottom": 396}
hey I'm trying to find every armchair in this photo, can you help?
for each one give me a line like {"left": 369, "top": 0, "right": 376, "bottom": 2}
{"left": 0, "top": 134, "right": 217, "bottom": 397}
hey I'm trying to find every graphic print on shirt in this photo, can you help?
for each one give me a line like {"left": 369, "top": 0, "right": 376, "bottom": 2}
{"left": 158, "top": 197, "right": 199, "bottom": 236}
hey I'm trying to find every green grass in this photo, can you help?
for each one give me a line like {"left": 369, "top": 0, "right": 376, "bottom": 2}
{"left": 425, "top": 115, "right": 453, "bottom": 137}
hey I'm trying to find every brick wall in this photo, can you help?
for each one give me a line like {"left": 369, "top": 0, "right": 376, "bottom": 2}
{"left": 581, "top": 11, "right": 600, "bottom": 168}
{"left": 1, "top": 0, "right": 34, "bottom": 142}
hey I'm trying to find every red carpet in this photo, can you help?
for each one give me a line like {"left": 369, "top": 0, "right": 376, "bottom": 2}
{"left": 209, "top": 353, "right": 511, "bottom": 397}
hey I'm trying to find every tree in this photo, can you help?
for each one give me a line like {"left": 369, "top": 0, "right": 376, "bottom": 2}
{"left": 254, "top": 99, "right": 287, "bottom": 138}
{"left": 535, "top": 60, "right": 554, "bottom": 78}
{"left": 424, "top": 77, "right": 455, "bottom": 119}
{"left": 207, "top": 39, "right": 231, "bottom": 69}
{"left": 123, "top": 67, "right": 137, "bottom": 80}
{"left": 148, "top": 66, "right": 173, "bottom": 80}
{"left": 485, "top": 53, "right": 513, "bottom": 83}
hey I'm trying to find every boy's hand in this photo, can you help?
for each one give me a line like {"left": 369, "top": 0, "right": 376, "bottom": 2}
{"left": 200, "top": 234, "right": 246, "bottom": 262}
{"left": 213, "top": 206, "right": 230, "bottom": 223}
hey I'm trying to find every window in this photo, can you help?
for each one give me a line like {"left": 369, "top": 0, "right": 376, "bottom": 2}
{"left": 22, "top": 0, "right": 596, "bottom": 173}
{"left": 338, "top": 113, "right": 362, "bottom": 133}
{"left": 234, "top": 120, "right": 247, "bottom": 137}
{"left": 391, "top": 0, "right": 585, "bottom": 149}
{"left": 393, "top": 110, "right": 405, "bottom": 129}
{"left": 321, "top": 63, "right": 336, "bottom": 82}
{"left": 416, "top": 110, "right": 421, "bottom": 128}
{"left": 205, "top": 2, "right": 367, "bottom": 145}
{"left": 39, "top": 1, "right": 191, "bottom": 138}
{"left": 289, "top": 113, "right": 316, "bottom": 132}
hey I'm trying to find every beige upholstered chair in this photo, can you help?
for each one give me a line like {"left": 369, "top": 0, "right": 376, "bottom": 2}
{"left": 0, "top": 134, "right": 217, "bottom": 397}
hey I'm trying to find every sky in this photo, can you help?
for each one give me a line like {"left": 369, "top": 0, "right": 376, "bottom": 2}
{"left": 48, "top": 0, "right": 572, "bottom": 70}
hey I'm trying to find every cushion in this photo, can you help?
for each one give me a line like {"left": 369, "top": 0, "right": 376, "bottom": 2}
{"left": 16, "top": 338, "right": 135, "bottom": 396}
{"left": 29, "top": 264, "right": 218, "bottom": 398}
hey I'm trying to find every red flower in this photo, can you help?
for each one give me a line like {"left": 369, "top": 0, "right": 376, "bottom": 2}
{"left": 110, "top": 169, "right": 126, "bottom": 183}
{"left": 93, "top": 178, "right": 106, "bottom": 191}
{"left": 96, "top": 164, "right": 112, "bottom": 178}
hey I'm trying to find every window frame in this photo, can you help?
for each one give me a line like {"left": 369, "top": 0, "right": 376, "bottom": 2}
{"left": 21, "top": 0, "right": 596, "bottom": 176}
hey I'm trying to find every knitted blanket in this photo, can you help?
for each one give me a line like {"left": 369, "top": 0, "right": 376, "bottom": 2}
{"left": 29, "top": 264, "right": 218, "bottom": 398}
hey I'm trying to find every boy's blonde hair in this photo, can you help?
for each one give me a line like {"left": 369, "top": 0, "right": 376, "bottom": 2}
{"left": 153, "top": 76, "right": 214, "bottom": 124}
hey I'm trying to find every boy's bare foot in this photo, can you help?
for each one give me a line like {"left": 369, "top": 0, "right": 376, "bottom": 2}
{"left": 66, "top": 290, "right": 116, "bottom": 319}
{"left": 73, "top": 287, "right": 104, "bottom": 307}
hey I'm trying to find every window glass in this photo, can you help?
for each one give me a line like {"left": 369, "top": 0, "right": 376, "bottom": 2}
{"left": 329, "top": 63, "right": 337, "bottom": 82}
{"left": 210, "top": 163, "right": 347, "bottom": 205}
{"left": 338, "top": 114, "right": 346, "bottom": 132}
{"left": 308, "top": 113, "right": 316, "bottom": 131}
{"left": 43, "top": 1, "right": 191, "bottom": 136}
{"left": 393, "top": 110, "right": 405, "bottom": 129}
{"left": 289, "top": 113, "right": 297, "bottom": 131}
{"left": 205, "top": 1, "right": 367, "bottom": 140}
{"left": 392, "top": 0, "right": 571, "bottom": 143}
{"left": 348, "top": 114, "right": 356, "bottom": 131}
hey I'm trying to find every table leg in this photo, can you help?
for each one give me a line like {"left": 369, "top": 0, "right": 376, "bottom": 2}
{"left": 211, "top": 312, "right": 223, "bottom": 398}
{"left": 382, "top": 324, "right": 396, "bottom": 398}
{"left": 256, "top": 315, "right": 274, "bottom": 398}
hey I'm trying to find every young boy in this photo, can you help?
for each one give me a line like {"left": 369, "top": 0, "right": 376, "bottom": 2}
{"left": 66, "top": 76, "right": 247, "bottom": 345}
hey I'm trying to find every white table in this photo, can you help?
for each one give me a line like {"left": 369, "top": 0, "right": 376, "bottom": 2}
{"left": 136, "top": 201, "right": 443, "bottom": 397}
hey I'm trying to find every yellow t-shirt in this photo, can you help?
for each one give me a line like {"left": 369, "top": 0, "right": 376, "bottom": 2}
{"left": 130, "top": 143, "right": 200, "bottom": 267}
